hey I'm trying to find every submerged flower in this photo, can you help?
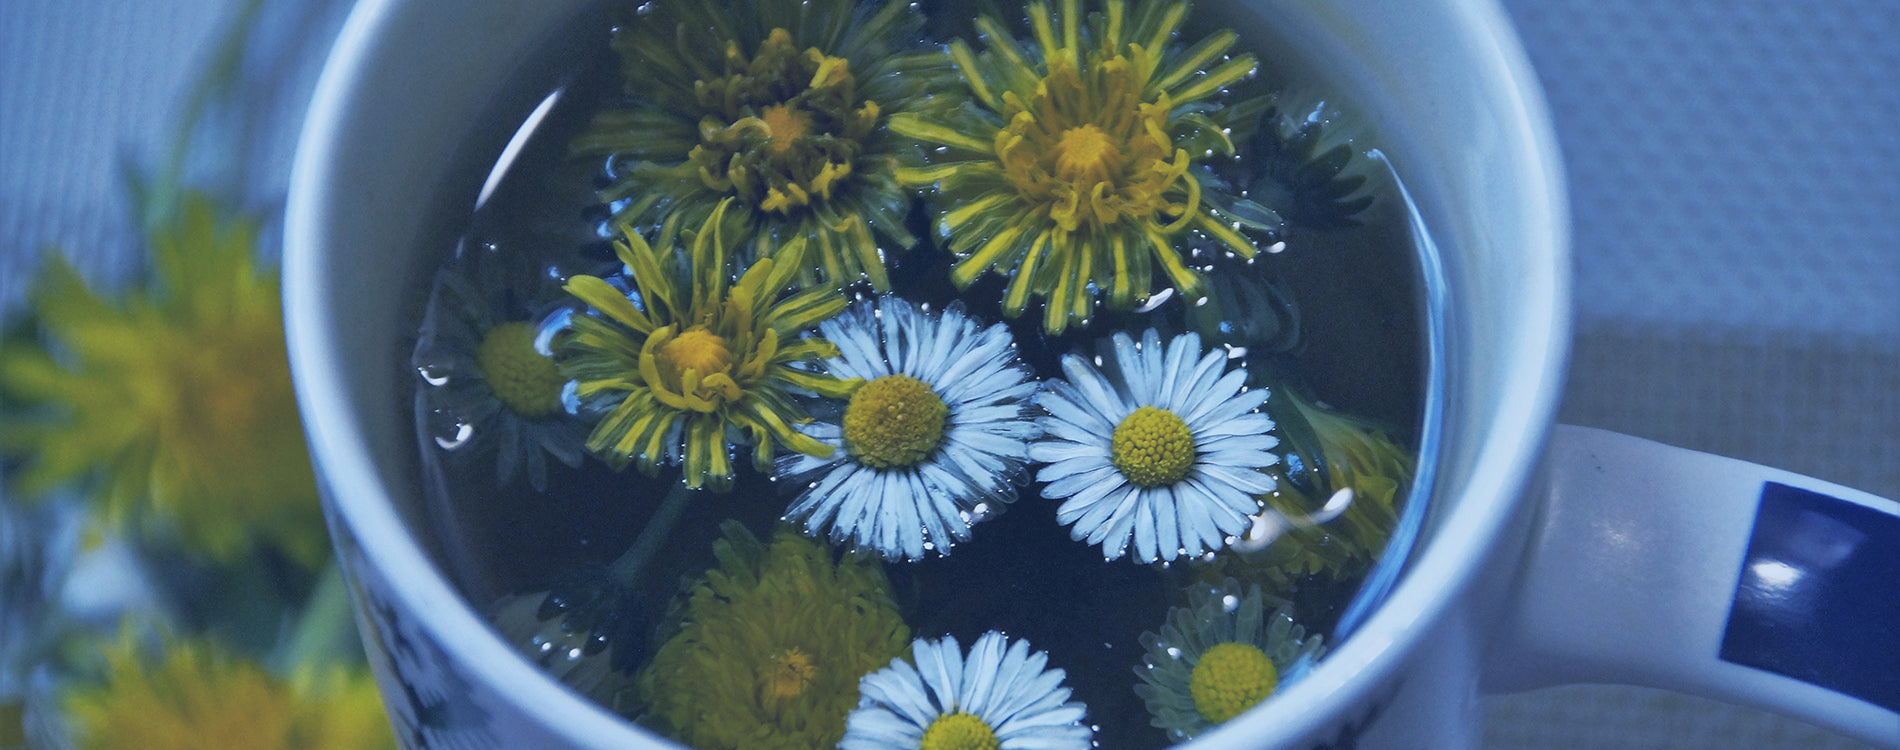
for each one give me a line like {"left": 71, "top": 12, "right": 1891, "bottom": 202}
{"left": 572, "top": 0, "right": 951, "bottom": 291}
{"left": 889, "top": 0, "right": 1277, "bottom": 334}
{"left": 639, "top": 522, "right": 910, "bottom": 750}
{"left": 63, "top": 632, "right": 393, "bottom": 750}
{"left": 490, "top": 565, "right": 649, "bottom": 706}
{"left": 779, "top": 297, "right": 1041, "bottom": 560}
{"left": 411, "top": 243, "right": 588, "bottom": 491}
{"left": 1237, "top": 383, "right": 1409, "bottom": 584}
{"left": 0, "top": 194, "right": 324, "bottom": 566}
{"left": 1031, "top": 329, "right": 1279, "bottom": 562}
{"left": 842, "top": 631, "right": 1092, "bottom": 750}
{"left": 1247, "top": 92, "right": 1375, "bottom": 230}
{"left": 559, "top": 200, "right": 858, "bottom": 490}
{"left": 1133, "top": 580, "right": 1324, "bottom": 741}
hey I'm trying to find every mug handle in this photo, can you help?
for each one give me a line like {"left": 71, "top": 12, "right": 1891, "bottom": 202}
{"left": 1483, "top": 425, "right": 1900, "bottom": 747}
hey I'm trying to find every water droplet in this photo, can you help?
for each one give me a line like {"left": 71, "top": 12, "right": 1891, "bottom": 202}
{"left": 1222, "top": 594, "right": 1240, "bottom": 612}
{"left": 534, "top": 308, "right": 574, "bottom": 354}
{"left": 560, "top": 380, "right": 581, "bottom": 415}
{"left": 1137, "top": 287, "right": 1172, "bottom": 312}
{"left": 430, "top": 409, "right": 475, "bottom": 451}
{"left": 418, "top": 364, "right": 451, "bottom": 387}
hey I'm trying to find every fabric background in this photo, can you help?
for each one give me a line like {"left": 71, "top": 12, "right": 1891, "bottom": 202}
{"left": 1, "top": 0, "right": 1894, "bottom": 747}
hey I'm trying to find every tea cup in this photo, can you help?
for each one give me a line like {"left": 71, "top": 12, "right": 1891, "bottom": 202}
{"left": 283, "top": 0, "right": 1900, "bottom": 746}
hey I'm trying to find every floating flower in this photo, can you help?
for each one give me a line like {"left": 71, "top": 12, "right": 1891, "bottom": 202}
{"left": 572, "top": 0, "right": 951, "bottom": 291}
{"left": 889, "top": 0, "right": 1278, "bottom": 334}
{"left": 0, "top": 194, "right": 325, "bottom": 567}
{"left": 559, "top": 200, "right": 859, "bottom": 491}
{"left": 62, "top": 631, "right": 394, "bottom": 750}
{"left": 638, "top": 522, "right": 910, "bottom": 750}
{"left": 778, "top": 297, "right": 1040, "bottom": 560}
{"left": 411, "top": 243, "right": 589, "bottom": 491}
{"left": 1030, "top": 329, "right": 1279, "bottom": 562}
{"left": 1133, "top": 580, "right": 1325, "bottom": 741}
{"left": 842, "top": 631, "right": 1093, "bottom": 750}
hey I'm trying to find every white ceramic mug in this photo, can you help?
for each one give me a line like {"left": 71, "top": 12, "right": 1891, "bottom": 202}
{"left": 283, "top": 0, "right": 1900, "bottom": 747}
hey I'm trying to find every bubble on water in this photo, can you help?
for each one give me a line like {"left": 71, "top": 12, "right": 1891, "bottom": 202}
{"left": 430, "top": 408, "right": 475, "bottom": 451}
{"left": 418, "top": 364, "right": 451, "bottom": 387}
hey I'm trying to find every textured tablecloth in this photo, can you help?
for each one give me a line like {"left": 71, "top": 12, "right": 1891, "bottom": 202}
{"left": 2, "top": 0, "right": 1895, "bottom": 747}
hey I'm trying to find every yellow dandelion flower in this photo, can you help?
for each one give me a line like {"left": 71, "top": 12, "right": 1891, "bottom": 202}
{"left": 63, "top": 633, "right": 394, "bottom": 750}
{"left": 0, "top": 193, "right": 324, "bottom": 567}
{"left": 638, "top": 522, "right": 910, "bottom": 750}
{"left": 572, "top": 0, "right": 954, "bottom": 291}
{"left": 889, "top": 0, "right": 1277, "bottom": 334}
{"left": 559, "top": 200, "right": 858, "bottom": 490}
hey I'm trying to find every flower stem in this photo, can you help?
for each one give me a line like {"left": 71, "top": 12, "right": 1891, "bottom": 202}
{"left": 608, "top": 482, "right": 696, "bottom": 586}
{"left": 268, "top": 560, "right": 357, "bottom": 676}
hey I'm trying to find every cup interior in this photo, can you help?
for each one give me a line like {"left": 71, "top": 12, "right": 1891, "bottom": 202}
{"left": 285, "top": 0, "right": 1567, "bottom": 746}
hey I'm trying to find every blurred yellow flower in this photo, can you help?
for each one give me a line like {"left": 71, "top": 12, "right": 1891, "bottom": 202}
{"left": 63, "top": 633, "right": 393, "bottom": 750}
{"left": 0, "top": 193, "right": 324, "bottom": 566}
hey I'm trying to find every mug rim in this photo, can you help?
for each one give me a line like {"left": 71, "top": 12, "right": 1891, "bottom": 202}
{"left": 284, "top": 0, "right": 1570, "bottom": 745}
{"left": 1203, "top": 0, "right": 1570, "bottom": 743}
{"left": 286, "top": 0, "right": 645, "bottom": 744}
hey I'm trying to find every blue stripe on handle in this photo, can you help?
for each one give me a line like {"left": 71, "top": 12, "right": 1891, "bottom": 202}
{"left": 1719, "top": 482, "right": 1900, "bottom": 713}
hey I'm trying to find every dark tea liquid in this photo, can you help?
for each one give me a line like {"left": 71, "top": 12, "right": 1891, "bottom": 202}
{"left": 403, "top": 2, "right": 1438, "bottom": 747}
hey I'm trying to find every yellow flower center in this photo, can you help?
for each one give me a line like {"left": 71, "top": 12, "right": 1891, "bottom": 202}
{"left": 1189, "top": 641, "right": 1278, "bottom": 725}
{"left": 842, "top": 375, "right": 949, "bottom": 469}
{"left": 1111, "top": 406, "right": 1196, "bottom": 488}
{"left": 765, "top": 648, "right": 818, "bottom": 698}
{"left": 475, "top": 322, "right": 566, "bottom": 418}
{"left": 760, "top": 104, "right": 813, "bottom": 154}
{"left": 998, "top": 55, "right": 1193, "bottom": 234}
{"left": 919, "top": 712, "right": 999, "bottom": 750}
{"left": 1052, "top": 124, "right": 1123, "bottom": 184}
{"left": 655, "top": 326, "right": 736, "bottom": 392}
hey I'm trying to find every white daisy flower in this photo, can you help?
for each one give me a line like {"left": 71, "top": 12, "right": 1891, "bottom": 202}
{"left": 842, "top": 631, "right": 1093, "bottom": 750}
{"left": 778, "top": 297, "right": 1040, "bottom": 560}
{"left": 1030, "top": 329, "right": 1280, "bottom": 562}
{"left": 1133, "top": 580, "right": 1326, "bottom": 741}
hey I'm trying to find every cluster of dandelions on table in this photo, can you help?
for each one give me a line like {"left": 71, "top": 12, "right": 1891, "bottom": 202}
{"left": 0, "top": 193, "right": 395, "bottom": 749}
{"left": 446, "top": 0, "right": 1411, "bottom": 746}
